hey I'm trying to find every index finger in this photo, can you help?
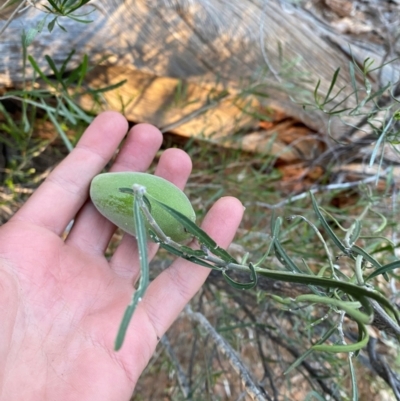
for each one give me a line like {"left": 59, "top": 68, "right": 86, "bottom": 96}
{"left": 11, "top": 111, "right": 129, "bottom": 235}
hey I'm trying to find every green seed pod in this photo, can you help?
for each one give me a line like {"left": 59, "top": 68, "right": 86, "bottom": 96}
{"left": 90, "top": 172, "right": 196, "bottom": 243}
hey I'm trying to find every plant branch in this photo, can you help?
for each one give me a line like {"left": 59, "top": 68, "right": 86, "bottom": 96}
{"left": 185, "top": 304, "right": 269, "bottom": 401}
{"left": 160, "top": 335, "right": 192, "bottom": 400}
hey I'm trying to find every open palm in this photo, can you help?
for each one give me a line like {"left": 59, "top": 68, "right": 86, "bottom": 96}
{"left": 0, "top": 112, "right": 243, "bottom": 400}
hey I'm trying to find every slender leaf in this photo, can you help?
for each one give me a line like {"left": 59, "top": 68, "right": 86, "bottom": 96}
{"left": 28, "top": 56, "right": 55, "bottom": 88}
{"left": 351, "top": 245, "right": 382, "bottom": 270}
{"left": 179, "top": 245, "right": 208, "bottom": 258}
{"left": 271, "top": 214, "right": 281, "bottom": 238}
{"left": 149, "top": 197, "right": 237, "bottom": 264}
{"left": 348, "top": 219, "right": 361, "bottom": 246}
{"left": 254, "top": 238, "right": 274, "bottom": 267}
{"left": 366, "top": 260, "right": 400, "bottom": 281}
{"left": 366, "top": 82, "right": 391, "bottom": 103}
{"left": 327, "top": 107, "right": 352, "bottom": 116}
{"left": 63, "top": 96, "right": 93, "bottom": 123}
{"left": 47, "top": 0, "right": 63, "bottom": 13}
{"left": 88, "top": 79, "right": 127, "bottom": 94}
{"left": 313, "top": 79, "right": 321, "bottom": 105}
{"left": 60, "top": 49, "right": 76, "bottom": 75}
{"left": 57, "top": 97, "right": 77, "bottom": 124}
{"left": 310, "top": 192, "right": 348, "bottom": 255}
{"left": 349, "top": 61, "right": 358, "bottom": 104}
{"left": 222, "top": 262, "right": 257, "bottom": 290}
{"left": 68, "top": 0, "right": 91, "bottom": 13}
{"left": 323, "top": 67, "right": 340, "bottom": 104}
{"left": 45, "top": 55, "right": 62, "bottom": 84}
{"left": 158, "top": 243, "right": 217, "bottom": 269}
{"left": 48, "top": 17, "right": 57, "bottom": 32}
{"left": 44, "top": 105, "right": 74, "bottom": 152}
{"left": 115, "top": 194, "right": 149, "bottom": 350}
{"left": 370, "top": 209, "right": 388, "bottom": 233}
{"left": 77, "top": 54, "right": 88, "bottom": 88}
{"left": 274, "top": 239, "right": 303, "bottom": 273}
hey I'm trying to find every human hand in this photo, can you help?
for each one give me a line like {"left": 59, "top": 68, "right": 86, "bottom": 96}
{"left": 0, "top": 111, "right": 243, "bottom": 400}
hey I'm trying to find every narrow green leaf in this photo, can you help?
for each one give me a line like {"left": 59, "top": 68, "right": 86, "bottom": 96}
{"left": 271, "top": 214, "right": 281, "bottom": 238}
{"left": 254, "top": 238, "right": 274, "bottom": 267}
{"left": 57, "top": 20, "right": 67, "bottom": 31}
{"left": 42, "top": 5, "right": 55, "bottom": 13}
{"left": 115, "top": 194, "right": 149, "bottom": 351}
{"left": 65, "top": 64, "right": 85, "bottom": 86}
{"left": 88, "top": 79, "right": 127, "bottom": 94}
{"left": 323, "top": 67, "right": 340, "bottom": 104}
{"left": 57, "top": 98, "right": 77, "bottom": 124}
{"left": 178, "top": 245, "right": 208, "bottom": 258}
{"left": 158, "top": 242, "right": 188, "bottom": 258}
{"left": 313, "top": 79, "right": 321, "bottom": 106}
{"left": 66, "top": 15, "right": 93, "bottom": 24}
{"left": 158, "top": 243, "right": 217, "bottom": 269}
{"left": 187, "top": 256, "right": 220, "bottom": 268}
{"left": 47, "top": 0, "right": 62, "bottom": 13}
{"left": 318, "top": 207, "right": 346, "bottom": 231}
{"left": 223, "top": 272, "right": 255, "bottom": 290}
{"left": 366, "top": 260, "right": 400, "bottom": 281}
{"left": 44, "top": 105, "right": 74, "bottom": 152}
{"left": 222, "top": 262, "right": 257, "bottom": 290}
{"left": 349, "top": 61, "right": 358, "bottom": 104}
{"left": 28, "top": 56, "right": 55, "bottom": 88}
{"left": 351, "top": 245, "right": 382, "bottom": 270}
{"left": 48, "top": 17, "right": 57, "bottom": 33}
{"left": 149, "top": 197, "right": 237, "bottom": 264}
{"left": 365, "top": 82, "right": 391, "bottom": 103}
{"left": 369, "top": 117, "right": 392, "bottom": 168}
{"left": 324, "top": 85, "right": 347, "bottom": 107}
{"left": 326, "top": 88, "right": 354, "bottom": 111}
{"left": 134, "top": 193, "right": 149, "bottom": 277}
{"left": 274, "top": 239, "right": 303, "bottom": 273}
{"left": 63, "top": 96, "right": 93, "bottom": 123}
{"left": 68, "top": 2, "right": 90, "bottom": 13}
{"left": 327, "top": 107, "right": 352, "bottom": 116}
{"left": 348, "top": 219, "right": 361, "bottom": 246}
{"left": 370, "top": 210, "right": 387, "bottom": 233}
{"left": 60, "top": 49, "right": 75, "bottom": 76}
{"left": 246, "top": 90, "right": 269, "bottom": 98}
{"left": 77, "top": 54, "right": 88, "bottom": 88}
{"left": 310, "top": 192, "right": 348, "bottom": 255}
{"left": 45, "top": 55, "right": 63, "bottom": 87}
